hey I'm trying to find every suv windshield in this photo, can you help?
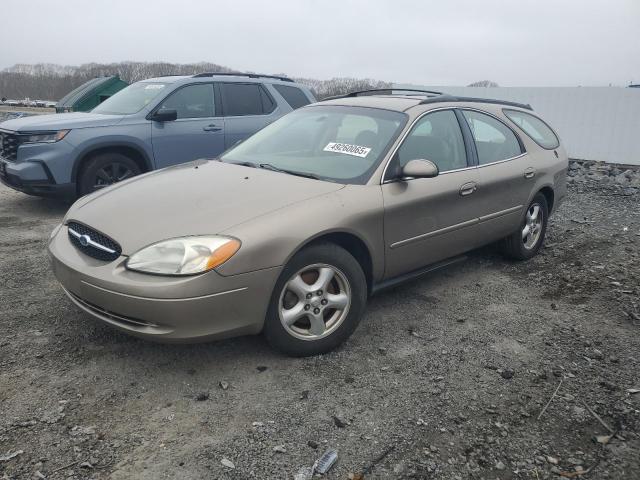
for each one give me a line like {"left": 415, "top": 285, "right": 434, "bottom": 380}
{"left": 220, "top": 105, "right": 407, "bottom": 184}
{"left": 93, "top": 82, "right": 168, "bottom": 115}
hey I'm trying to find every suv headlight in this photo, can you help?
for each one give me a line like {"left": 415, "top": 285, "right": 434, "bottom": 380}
{"left": 22, "top": 130, "right": 70, "bottom": 144}
{"left": 126, "top": 236, "right": 241, "bottom": 275}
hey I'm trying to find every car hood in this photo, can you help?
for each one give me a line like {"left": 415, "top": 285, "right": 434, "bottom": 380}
{"left": 0, "top": 112, "right": 125, "bottom": 132}
{"left": 66, "top": 160, "right": 345, "bottom": 255}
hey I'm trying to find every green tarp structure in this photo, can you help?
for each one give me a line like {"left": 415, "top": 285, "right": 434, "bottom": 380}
{"left": 55, "top": 76, "right": 128, "bottom": 113}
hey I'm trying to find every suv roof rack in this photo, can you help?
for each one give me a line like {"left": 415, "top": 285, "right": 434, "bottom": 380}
{"left": 327, "top": 88, "right": 443, "bottom": 100}
{"left": 419, "top": 95, "right": 533, "bottom": 110}
{"left": 192, "top": 72, "right": 294, "bottom": 82}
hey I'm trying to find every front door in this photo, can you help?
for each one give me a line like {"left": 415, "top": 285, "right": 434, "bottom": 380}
{"left": 382, "top": 109, "right": 482, "bottom": 279}
{"left": 151, "top": 83, "right": 225, "bottom": 169}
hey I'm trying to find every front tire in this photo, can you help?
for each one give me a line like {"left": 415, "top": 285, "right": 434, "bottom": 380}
{"left": 78, "top": 152, "right": 141, "bottom": 197}
{"left": 264, "top": 243, "right": 367, "bottom": 357}
{"left": 502, "top": 193, "right": 548, "bottom": 260}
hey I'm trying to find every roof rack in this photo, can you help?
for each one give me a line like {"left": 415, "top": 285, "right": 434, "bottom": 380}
{"left": 326, "top": 88, "right": 443, "bottom": 100}
{"left": 419, "top": 95, "right": 533, "bottom": 110}
{"left": 192, "top": 72, "right": 294, "bottom": 82}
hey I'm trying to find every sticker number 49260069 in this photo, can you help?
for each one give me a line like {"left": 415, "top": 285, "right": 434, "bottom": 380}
{"left": 323, "top": 142, "right": 371, "bottom": 158}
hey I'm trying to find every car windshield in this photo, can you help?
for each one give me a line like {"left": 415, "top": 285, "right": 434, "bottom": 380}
{"left": 92, "top": 82, "right": 169, "bottom": 115}
{"left": 220, "top": 105, "right": 407, "bottom": 184}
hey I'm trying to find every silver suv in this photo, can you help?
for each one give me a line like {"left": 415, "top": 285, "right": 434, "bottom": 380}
{"left": 0, "top": 73, "right": 315, "bottom": 199}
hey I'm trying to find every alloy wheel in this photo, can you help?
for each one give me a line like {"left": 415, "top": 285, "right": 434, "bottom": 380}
{"left": 94, "top": 162, "right": 135, "bottom": 189}
{"left": 522, "top": 203, "right": 543, "bottom": 249}
{"left": 278, "top": 263, "right": 351, "bottom": 341}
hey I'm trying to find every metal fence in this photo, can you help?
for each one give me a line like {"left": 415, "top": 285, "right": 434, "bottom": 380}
{"left": 394, "top": 85, "right": 640, "bottom": 166}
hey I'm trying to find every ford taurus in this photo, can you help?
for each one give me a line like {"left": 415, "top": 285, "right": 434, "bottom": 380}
{"left": 48, "top": 90, "right": 567, "bottom": 356}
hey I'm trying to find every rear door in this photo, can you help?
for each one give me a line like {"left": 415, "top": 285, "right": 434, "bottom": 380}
{"left": 459, "top": 109, "right": 530, "bottom": 242}
{"left": 219, "top": 82, "right": 280, "bottom": 149}
{"left": 151, "top": 83, "right": 225, "bottom": 169}
{"left": 381, "top": 109, "right": 483, "bottom": 279}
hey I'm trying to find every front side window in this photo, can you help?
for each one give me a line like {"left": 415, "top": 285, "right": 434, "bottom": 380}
{"left": 462, "top": 110, "right": 523, "bottom": 165}
{"left": 220, "top": 83, "right": 275, "bottom": 116}
{"left": 273, "top": 84, "right": 311, "bottom": 109}
{"left": 92, "top": 82, "right": 168, "bottom": 115}
{"left": 503, "top": 109, "right": 559, "bottom": 149}
{"left": 220, "top": 105, "right": 407, "bottom": 184}
{"left": 157, "top": 84, "right": 214, "bottom": 119}
{"left": 395, "top": 109, "right": 467, "bottom": 173}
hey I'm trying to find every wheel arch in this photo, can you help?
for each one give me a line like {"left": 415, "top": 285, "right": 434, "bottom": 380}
{"left": 538, "top": 185, "right": 555, "bottom": 214}
{"left": 72, "top": 142, "right": 153, "bottom": 185}
{"left": 288, "top": 230, "right": 375, "bottom": 295}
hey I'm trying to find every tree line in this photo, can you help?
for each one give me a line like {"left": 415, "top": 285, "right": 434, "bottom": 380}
{"left": 0, "top": 62, "right": 392, "bottom": 101}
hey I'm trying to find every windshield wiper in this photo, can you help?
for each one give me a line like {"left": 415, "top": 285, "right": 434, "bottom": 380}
{"left": 233, "top": 161, "right": 258, "bottom": 168}
{"left": 259, "top": 163, "right": 320, "bottom": 180}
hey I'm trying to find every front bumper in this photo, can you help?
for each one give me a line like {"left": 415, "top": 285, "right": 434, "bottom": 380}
{"left": 0, "top": 157, "right": 75, "bottom": 198}
{"left": 49, "top": 225, "right": 281, "bottom": 342}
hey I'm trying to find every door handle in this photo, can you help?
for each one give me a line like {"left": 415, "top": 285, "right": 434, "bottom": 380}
{"left": 524, "top": 167, "right": 536, "bottom": 179}
{"left": 459, "top": 182, "right": 477, "bottom": 196}
{"left": 203, "top": 124, "right": 222, "bottom": 132}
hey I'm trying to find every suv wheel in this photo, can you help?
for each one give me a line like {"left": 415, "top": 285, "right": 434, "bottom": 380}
{"left": 264, "top": 243, "right": 367, "bottom": 357}
{"left": 78, "top": 152, "right": 141, "bottom": 197}
{"left": 502, "top": 193, "right": 548, "bottom": 260}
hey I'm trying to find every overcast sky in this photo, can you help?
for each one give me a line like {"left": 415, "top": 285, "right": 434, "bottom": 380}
{"left": 2, "top": 0, "right": 638, "bottom": 86}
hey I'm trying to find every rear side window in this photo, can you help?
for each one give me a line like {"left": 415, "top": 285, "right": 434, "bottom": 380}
{"left": 157, "top": 84, "right": 214, "bottom": 119}
{"left": 503, "top": 109, "right": 559, "bottom": 149}
{"left": 462, "top": 110, "right": 523, "bottom": 165}
{"left": 273, "top": 84, "right": 311, "bottom": 109}
{"left": 220, "top": 83, "right": 275, "bottom": 116}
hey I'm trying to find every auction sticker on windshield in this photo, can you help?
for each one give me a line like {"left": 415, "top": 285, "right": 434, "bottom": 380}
{"left": 323, "top": 142, "right": 371, "bottom": 158}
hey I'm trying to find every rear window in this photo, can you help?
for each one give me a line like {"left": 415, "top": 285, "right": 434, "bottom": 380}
{"left": 273, "top": 84, "right": 311, "bottom": 109}
{"left": 462, "top": 110, "right": 523, "bottom": 165}
{"left": 220, "top": 83, "right": 275, "bottom": 116}
{"left": 503, "top": 109, "right": 559, "bottom": 149}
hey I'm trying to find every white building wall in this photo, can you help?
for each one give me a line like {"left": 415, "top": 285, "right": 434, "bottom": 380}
{"left": 394, "top": 85, "right": 640, "bottom": 165}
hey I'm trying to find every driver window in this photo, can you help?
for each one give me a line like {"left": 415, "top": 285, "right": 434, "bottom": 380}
{"left": 158, "top": 84, "right": 214, "bottom": 119}
{"left": 396, "top": 110, "right": 467, "bottom": 173}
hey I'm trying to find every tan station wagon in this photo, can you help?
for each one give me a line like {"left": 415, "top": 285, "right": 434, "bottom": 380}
{"left": 49, "top": 89, "right": 567, "bottom": 356}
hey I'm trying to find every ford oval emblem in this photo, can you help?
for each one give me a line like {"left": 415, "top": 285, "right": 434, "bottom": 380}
{"left": 79, "top": 234, "right": 91, "bottom": 247}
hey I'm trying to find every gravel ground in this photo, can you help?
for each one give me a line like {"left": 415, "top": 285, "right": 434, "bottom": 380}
{"left": 1, "top": 169, "right": 639, "bottom": 479}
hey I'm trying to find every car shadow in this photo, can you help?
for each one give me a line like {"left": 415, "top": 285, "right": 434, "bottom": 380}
{"left": 74, "top": 243, "right": 508, "bottom": 367}
{"left": 1, "top": 192, "right": 71, "bottom": 218}
{"left": 82, "top": 321, "right": 285, "bottom": 368}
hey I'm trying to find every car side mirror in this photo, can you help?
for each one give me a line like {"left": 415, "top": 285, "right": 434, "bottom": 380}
{"left": 150, "top": 108, "right": 177, "bottom": 122}
{"left": 400, "top": 159, "right": 439, "bottom": 179}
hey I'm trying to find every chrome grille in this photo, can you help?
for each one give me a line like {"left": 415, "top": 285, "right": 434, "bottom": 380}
{"left": 67, "top": 221, "right": 122, "bottom": 262}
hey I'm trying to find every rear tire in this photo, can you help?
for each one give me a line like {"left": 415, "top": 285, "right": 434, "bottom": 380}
{"left": 264, "top": 243, "right": 367, "bottom": 357}
{"left": 502, "top": 193, "right": 548, "bottom": 260}
{"left": 78, "top": 152, "right": 141, "bottom": 197}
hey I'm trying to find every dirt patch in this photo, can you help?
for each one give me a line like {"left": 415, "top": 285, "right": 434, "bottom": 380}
{"left": 0, "top": 179, "right": 638, "bottom": 479}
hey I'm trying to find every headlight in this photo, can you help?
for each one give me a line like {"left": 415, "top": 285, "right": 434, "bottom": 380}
{"left": 22, "top": 130, "right": 70, "bottom": 144}
{"left": 126, "top": 236, "right": 241, "bottom": 276}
